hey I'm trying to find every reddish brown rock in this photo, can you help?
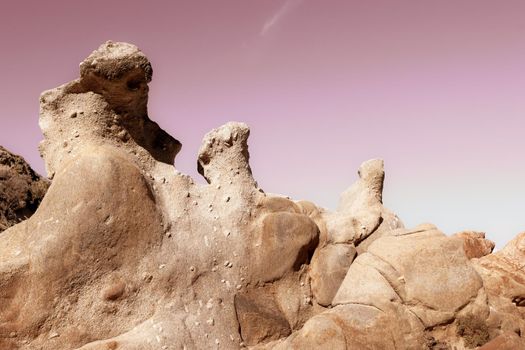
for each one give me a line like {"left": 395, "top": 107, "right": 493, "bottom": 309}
{"left": 453, "top": 231, "right": 495, "bottom": 259}
{"left": 0, "top": 146, "right": 49, "bottom": 232}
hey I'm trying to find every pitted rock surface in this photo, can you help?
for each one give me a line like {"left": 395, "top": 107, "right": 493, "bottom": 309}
{"left": 1, "top": 41, "right": 525, "bottom": 349}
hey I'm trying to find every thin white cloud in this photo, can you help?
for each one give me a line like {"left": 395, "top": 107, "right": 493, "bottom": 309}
{"left": 260, "top": 0, "right": 302, "bottom": 37}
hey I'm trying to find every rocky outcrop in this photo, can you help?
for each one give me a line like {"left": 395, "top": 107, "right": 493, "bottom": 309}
{"left": 1, "top": 41, "right": 525, "bottom": 349}
{"left": 0, "top": 146, "right": 49, "bottom": 232}
{"left": 453, "top": 231, "right": 495, "bottom": 259}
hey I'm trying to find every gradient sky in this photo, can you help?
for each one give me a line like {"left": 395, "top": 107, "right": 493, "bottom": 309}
{"left": 0, "top": 1, "right": 524, "bottom": 248}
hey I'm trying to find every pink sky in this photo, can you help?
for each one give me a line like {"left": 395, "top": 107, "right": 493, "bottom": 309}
{"left": 1, "top": 0, "right": 524, "bottom": 247}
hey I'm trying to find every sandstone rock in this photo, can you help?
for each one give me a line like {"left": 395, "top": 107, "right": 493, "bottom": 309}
{"left": 472, "top": 232, "right": 525, "bottom": 339}
{"left": 234, "top": 290, "right": 291, "bottom": 345}
{"left": 2, "top": 41, "right": 525, "bottom": 349}
{"left": 0, "top": 146, "right": 49, "bottom": 232}
{"left": 309, "top": 243, "right": 356, "bottom": 306}
{"left": 0, "top": 41, "right": 321, "bottom": 349}
{"left": 479, "top": 332, "right": 525, "bottom": 350}
{"left": 453, "top": 231, "right": 495, "bottom": 259}
{"left": 308, "top": 159, "right": 402, "bottom": 307}
{"left": 327, "top": 224, "right": 489, "bottom": 347}
{"left": 325, "top": 159, "right": 385, "bottom": 245}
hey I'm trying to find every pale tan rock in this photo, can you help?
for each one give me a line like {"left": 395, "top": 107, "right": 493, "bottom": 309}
{"left": 0, "top": 42, "right": 323, "bottom": 349}
{"left": 308, "top": 159, "right": 401, "bottom": 308}
{"left": 3, "top": 41, "right": 525, "bottom": 349}
{"left": 309, "top": 243, "right": 356, "bottom": 306}
{"left": 479, "top": 331, "right": 525, "bottom": 350}
{"left": 355, "top": 206, "right": 404, "bottom": 254}
{"left": 472, "top": 232, "right": 525, "bottom": 339}
{"left": 325, "top": 159, "right": 385, "bottom": 245}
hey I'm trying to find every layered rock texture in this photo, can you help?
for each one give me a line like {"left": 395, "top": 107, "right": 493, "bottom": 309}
{"left": 0, "top": 41, "right": 524, "bottom": 349}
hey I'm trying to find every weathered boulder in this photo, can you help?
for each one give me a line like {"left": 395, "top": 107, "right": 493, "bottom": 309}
{"left": 0, "top": 41, "right": 321, "bottom": 349}
{"left": 0, "top": 146, "right": 49, "bottom": 232}
{"left": 308, "top": 159, "right": 402, "bottom": 307}
{"left": 453, "top": 231, "right": 495, "bottom": 259}
{"left": 309, "top": 243, "right": 356, "bottom": 306}
{"left": 2, "top": 41, "right": 525, "bottom": 349}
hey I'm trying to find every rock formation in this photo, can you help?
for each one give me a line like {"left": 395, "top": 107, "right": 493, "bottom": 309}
{"left": 0, "top": 41, "right": 524, "bottom": 349}
{"left": 0, "top": 146, "right": 49, "bottom": 232}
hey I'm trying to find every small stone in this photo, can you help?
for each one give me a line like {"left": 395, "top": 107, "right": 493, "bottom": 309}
{"left": 159, "top": 264, "right": 166, "bottom": 269}
{"left": 9, "top": 331, "right": 16, "bottom": 338}
{"left": 236, "top": 284, "right": 242, "bottom": 290}
{"left": 70, "top": 112, "right": 77, "bottom": 118}
{"left": 49, "top": 332, "right": 59, "bottom": 339}
{"left": 215, "top": 339, "right": 220, "bottom": 345}
{"left": 224, "top": 196, "right": 230, "bottom": 202}
{"left": 190, "top": 266, "right": 196, "bottom": 272}
{"left": 206, "top": 318, "right": 214, "bottom": 326}
{"left": 224, "top": 261, "right": 230, "bottom": 267}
